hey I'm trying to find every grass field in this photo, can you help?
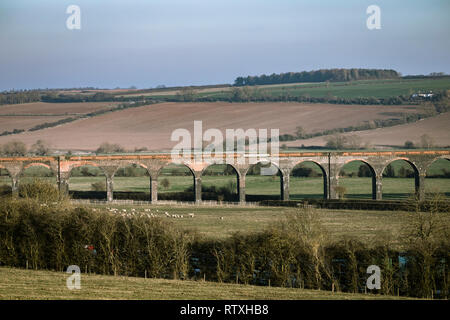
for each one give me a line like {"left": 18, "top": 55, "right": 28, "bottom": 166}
{"left": 0, "top": 267, "right": 408, "bottom": 300}
{"left": 76, "top": 203, "right": 449, "bottom": 245}
{"left": 116, "top": 78, "right": 450, "bottom": 100}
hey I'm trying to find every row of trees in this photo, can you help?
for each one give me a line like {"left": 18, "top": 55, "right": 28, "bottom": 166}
{"left": 0, "top": 140, "right": 50, "bottom": 157}
{"left": 234, "top": 69, "right": 400, "bottom": 86}
{"left": 0, "top": 90, "right": 41, "bottom": 105}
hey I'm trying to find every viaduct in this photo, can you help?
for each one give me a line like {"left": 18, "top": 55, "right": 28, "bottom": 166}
{"left": 0, "top": 150, "right": 449, "bottom": 203}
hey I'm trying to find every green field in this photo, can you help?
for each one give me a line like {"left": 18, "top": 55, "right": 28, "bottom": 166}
{"left": 0, "top": 267, "right": 407, "bottom": 300}
{"left": 135, "top": 78, "right": 450, "bottom": 100}
{"left": 79, "top": 204, "right": 449, "bottom": 245}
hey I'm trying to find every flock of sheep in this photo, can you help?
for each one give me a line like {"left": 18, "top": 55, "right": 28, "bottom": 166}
{"left": 102, "top": 207, "right": 196, "bottom": 219}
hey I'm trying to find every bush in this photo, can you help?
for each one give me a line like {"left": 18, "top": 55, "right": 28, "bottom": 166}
{"left": 404, "top": 141, "right": 415, "bottom": 149}
{"left": 91, "top": 181, "right": 106, "bottom": 191}
{"left": 96, "top": 142, "right": 125, "bottom": 154}
{"left": 334, "top": 186, "right": 347, "bottom": 199}
{"left": 160, "top": 178, "right": 170, "bottom": 190}
{"left": 18, "top": 179, "right": 65, "bottom": 203}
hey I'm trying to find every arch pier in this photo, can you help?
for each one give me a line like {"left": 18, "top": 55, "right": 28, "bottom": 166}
{"left": 0, "top": 150, "right": 448, "bottom": 203}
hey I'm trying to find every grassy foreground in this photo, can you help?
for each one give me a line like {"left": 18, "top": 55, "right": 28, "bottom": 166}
{"left": 0, "top": 267, "right": 408, "bottom": 300}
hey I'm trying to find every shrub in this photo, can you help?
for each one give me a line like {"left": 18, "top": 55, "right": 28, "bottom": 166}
{"left": 91, "top": 181, "right": 106, "bottom": 191}
{"left": 160, "top": 178, "right": 170, "bottom": 190}
{"left": 0, "top": 198, "right": 193, "bottom": 278}
{"left": 334, "top": 186, "right": 347, "bottom": 199}
{"left": 404, "top": 141, "right": 415, "bottom": 149}
{"left": 18, "top": 179, "right": 65, "bottom": 203}
{"left": 96, "top": 142, "right": 125, "bottom": 154}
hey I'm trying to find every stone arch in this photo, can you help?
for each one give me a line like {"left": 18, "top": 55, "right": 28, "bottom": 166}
{"left": 381, "top": 158, "right": 420, "bottom": 177}
{"left": 158, "top": 161, "right": 196, "bottom": 178}
{"left": 290, "top": 160, "right": 328, "bottom": 200}
{"left": 425, "top": 156, "right": 450, "bottom": 173}
{"left": 18, "top": 162, "right": 57, "bottom": 189}
{"left": 157, "top": 162, "right": 196, "bottom": 202}
{"left": 68, "top": 162, "right": 108, "bottom": 176}
{"left": 67, "top": 163, "right": 108, "bottom": 200}
{"left": 424, "top": 156, "right": 450, "bottom": 198}
{"left": 111, "top": 162, "right": 152, "bottom": 201}
{"left": 337, "top": 159, "right": 377, "bottom": 200}
{"left": 111, "top": 161, "right": 150, "bottom": 178}
{"left": 0, "top": 164, "right": 12, "bottom": 178}
{"left": 381, "top": 158, "right": 420, "bottom": 199}
{"left": 245, "top": 160, "right": 284, "bottom": 201}
{"left": 201, "top": 163, "right": 240, "bottom": 202}
{"left": 244, "top": 160, "right": 283, "bottom": 177}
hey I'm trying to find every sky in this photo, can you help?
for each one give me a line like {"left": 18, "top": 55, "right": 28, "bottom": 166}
{"left": 0, "top": 0, "right": 449, "bottom": 90}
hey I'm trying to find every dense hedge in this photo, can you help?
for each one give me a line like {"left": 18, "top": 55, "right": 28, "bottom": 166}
{"left": 260, "top": 199, "right": 450, "bottom": 212}
{"left": 0, "top": 197, "right": 193, "bottom": 279}
{"left": 0, "top": 181, "right": 448, "bottom": 299}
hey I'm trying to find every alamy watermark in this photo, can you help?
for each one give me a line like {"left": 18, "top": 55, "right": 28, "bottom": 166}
{"left": 366, "top": 265, "right": 381, "bottom": 290}
{"left": 171, "top": 121, "right": 280, "bottom": 175}
{"left": 366, "top": 5, "right": 381, "bottom": 30}
{"left": 66, "top": 5, "right": 81, "bottom": 30}
{"left": 66, "top": 265, "right": 81, "bottom": 290}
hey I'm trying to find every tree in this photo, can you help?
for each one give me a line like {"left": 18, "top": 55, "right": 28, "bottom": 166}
{"left": 295, "top": 126, "right": 306, "bottom": 139}
{"left": 177, "top": 87, "right": 196, "bottom": 102}
{"left": 96, "top": 142, "right": 125, "bottom": 154}
{"left": 357, "top": 164, "right": 372, "bottom": 177}
{"left": 1, "top": 140, "right": 27, "bottom": 156}
{"left": 231, "top": 86, "right": 252, "bottom": 102}
{"left": 346, "top": 135, "right": 363, "bottom": 150}
{"left": 383, "top": 164, "right": 395, "bottom": 178}
{"left": 325, "top": 134, "right": 347, "bottom": 150}
{"left": 160, "top": 178, "right": 170, "bottom": 190}
{"left": 404, "top": 141, "right": 415, "bottom": 149}
{"left": 31, "top": 140, "right": 51, "bottom": 156}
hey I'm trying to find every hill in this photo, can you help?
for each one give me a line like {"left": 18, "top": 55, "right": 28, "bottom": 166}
{"left": 0, "top": 102, "right": 429, "bottom": 152}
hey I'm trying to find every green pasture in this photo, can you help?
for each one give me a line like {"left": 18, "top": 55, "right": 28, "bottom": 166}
{"left": 142, "top": 78, "right": 450, "bottom": 100}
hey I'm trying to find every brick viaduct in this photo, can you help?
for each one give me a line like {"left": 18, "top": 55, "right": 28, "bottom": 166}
{"left": 0, "top": 150, "right": 449, "bottom": 203}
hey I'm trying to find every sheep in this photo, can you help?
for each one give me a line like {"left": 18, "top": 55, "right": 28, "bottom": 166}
{"left": 188, "top": 213, "right": 195, "bottom": 218}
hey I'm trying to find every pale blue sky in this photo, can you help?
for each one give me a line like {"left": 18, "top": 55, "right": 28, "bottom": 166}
{"left": 0, "top": 0, "right": 449, "bottom": 90}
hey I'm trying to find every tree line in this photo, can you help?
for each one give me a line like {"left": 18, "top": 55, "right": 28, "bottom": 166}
{"left": 234, "top": 69, "right": 400, "bottom": 86}
{"left": 0, "top": 90, "right": 41, "bottom": 105}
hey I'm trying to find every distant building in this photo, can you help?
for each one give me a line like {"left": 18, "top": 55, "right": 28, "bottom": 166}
{"left": 411, "top": 91, "right": 434, "bottom": 99}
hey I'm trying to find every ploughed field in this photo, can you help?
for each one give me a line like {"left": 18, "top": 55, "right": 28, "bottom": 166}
{"left": 288, "top": 111, "right": 450, "bottom": 148}
{"left": 0, "top": 102, "right": 119, "bottom": 133}
{"left": 0, "top": 101, "right": 430, "bottom": 151}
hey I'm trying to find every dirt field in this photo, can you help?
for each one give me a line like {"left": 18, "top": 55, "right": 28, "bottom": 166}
{"left": 0, "top": 102, "right": 119, "bottom": 115}
{"left": 286, "top": 111, "right": 450, "bottom": 148}
{"left": 0, "top": 115, "right": 71, "bottom": 132}
{"left": 0, "top": 102, "right": 427, "bottom": 151}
